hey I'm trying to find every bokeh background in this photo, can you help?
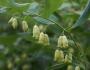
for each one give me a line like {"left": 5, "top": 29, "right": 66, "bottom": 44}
{"left": 0, "top": 0, "right": 90, "bottom": 70}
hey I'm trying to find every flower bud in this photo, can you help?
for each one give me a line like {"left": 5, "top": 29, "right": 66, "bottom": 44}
{"left": 23, "top": 64, "right": 30, "bottom": 70}
{"left": 67, "top": 65, "right": 73, "bottom": 70}
{"left": 22, "top": 53, "right": 28, "bottom": 59}
{"left": 65, "top": 54, "right": 69, "bottom": 63}
{"left": 68, "top": 53, "right": 72, "bottom": 63}
{"left": 68, "top": 48, "right": 74, "bottom": 53}
{"left": 63, "top": 35, "right": 68, "bottom": 48}
{"left": 60, "top": 50, "right": 64, "bottom": 61}
{"left": 22, "top": 21, "right": 29, "bottom": 32}
{"left": 44, "top": 34, "right": 50, "bottom": 45}
{"left": 7, "top": 61, "right": 14, "bottom": 69}
{"left": 54, "top": 49, "right": 61, "bottom": 61}
{"left": 57, "top": 36, "right": 63, "bottom": 47}
{"left": 69, "top": 53, "right": 72, "bottom": 60}
{"left": 8, "top": 17, "right": 13, "bottom": 23}
{"left": 12, "top": 18, "right": 18, "bottom": 29}
{"left": 14, "top": 57, "right": 20, "bottom": 64}
{"left": 75, "top": 66, "right": 80, "bottom": 70}
{"left": 38, "top": 32, "right": 44, "bottom": 44}
{"left": 33, "top": 25, "right": 40, "bottom": 39}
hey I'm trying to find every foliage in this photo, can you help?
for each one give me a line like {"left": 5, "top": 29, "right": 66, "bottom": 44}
{"left": 0, "top": 0, "right": 90, "bottom": 70}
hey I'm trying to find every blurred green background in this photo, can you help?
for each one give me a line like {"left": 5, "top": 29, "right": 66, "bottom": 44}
{"left": 0, "top": 0, "right": 90, "bottom": 70}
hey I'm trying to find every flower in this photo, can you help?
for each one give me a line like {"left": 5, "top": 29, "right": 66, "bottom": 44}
{"left": 67, "top": 65, "right": 73, "bottom": 70}
{"left": 22, "top": 21, "right": 28, "bottom": 32}
{"left": 63, "top": 35, "right": 68, "bottom": 48}
{"left": 8, "top": 17, "right": 13, "bottom": 23}
{"left": 57, "top": 35, "right": 68, "bottom": 48}
{"left": 68, "top": 53, "right": 72, "bottom": 63}
{"left": 33, "top": 25, "right": 40, "bottom": 39}
{"left": 65, "top": 54, "right": 69, "bottom": 63}
{"left": 57, "top": 36, "right": 63, "bottom": 47}
{"left": 75, "top": 66, "right": 80, "bottom": 70}
{"left": 38, "top": 32, "right": 44, "bottom": 44}
{"left": 60, "top": 50, "right": 64, "bottom": 61}
{"left": 44, "top": 34, "right": 50, "bottom": 45}
{"left": 12, "top": 18, "right": 18, "bottom": 29}
{"left": 54, "top": 49, "right": 61, "bottom": 61}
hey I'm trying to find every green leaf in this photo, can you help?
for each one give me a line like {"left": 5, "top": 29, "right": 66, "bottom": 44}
{"left": 71, "top": 0, "right": 90, "bottom": 29}
{"left": 18, "top": 32, "right": 38, "bottom": 42}
{"left": 84, "top": 46, "right": 90, "bottom": 55}
{"left": 33, "top": 16, "right": 54, "bottom": 24}
{"left": 42, "top": 0, "right": 66, "bottom": 18}
{"left": 29, "top": 2, "right": 38, "bottom": 9}
{"left": 49, "top": 14, "right": 58, "bottom": 23}
{"left": 0, "top": 35, "right": 20, "bottom": 44}
{"left": 50, "top": 38, "right": 74, "bottom": 44}
{"left": 0, "top": 0, "right": 30, "bottom": 14}
{"left": 0, "top": 7, "right": 7, "bottom": 13}
{"left": 45, "top": 63, "right": 68, "bottom": 70}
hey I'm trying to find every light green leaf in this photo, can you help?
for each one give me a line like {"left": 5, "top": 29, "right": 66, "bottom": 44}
{"left": 42, "top": 0, "right": 66, "bottom": 18}
{"left": 71, "top": 0, "right": 90, "bottom": 29}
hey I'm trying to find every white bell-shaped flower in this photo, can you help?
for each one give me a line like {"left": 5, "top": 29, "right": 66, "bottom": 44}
{"left": 67, "top": 65, "right": 73, "bottom": 70}
{"left": 44, "top": 34, "right": 50, "bottom": 45}
{"left": 12, "top": 18, "right": 18, "bottom": 29}
{"left": 65, "top": 54, "right": 69, "bottom": 63}
{"left": 33, "top": 25, "right": 40, "bottom": 39}
{"left": 75, "top": 66, "right": 80, "bottom": 70}
{"left": 22, "top": 21, "right": 28, "bottom": 32}
{"left": 57, "top": 36, "right": 63, "bottom": 47}
{"left": 38, "top": 32, "right": 44, "bottom": 44}
{"left": 63, "top": 35, "right": 68, "bottom": 48}
{"left": 8, "top": 17, "right": 14, "bottom": 23}
{"left": 54, "top": 49, "right": 61, "bottom": 62}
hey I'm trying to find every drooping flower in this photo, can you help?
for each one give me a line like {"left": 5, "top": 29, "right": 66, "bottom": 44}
{"left": 57, "top": 36, "right": 63, "bottom": 47}
{"left": 60, "top": 50, "right": 64, "bottom": 61}
{"left": 75, "top": 66, "right": 80, "bottom": 70}
{"left": 33, "top": 25, "right": 40, "bottom": 39}
{"left": 65, "top": 54, "right": 69, "bottom": 63}
{"left": 54, "top": 49, "right": 61, "bottom": 61}
{"left": 68, "top": 53, "right": 72, "bottom": 63}
{"left": 63, "top": 35, "right": 68, "bottom": 48}
{"left": 22, "top": 21, "right": 28, "bottom": 32}
{"left": 44, "top": 34, "right": 50, "bottom": 45}
{"left": 38, "top": 32, "right": 44, "bottom": 44}
{"left": 67, "top": 65, "right": 73, "bottom": 70}
{"left": 12, "top": 18, "right": 18, "bottom": 29}
{"left": 8, "top": 17, "right": 13, "bottom": 23}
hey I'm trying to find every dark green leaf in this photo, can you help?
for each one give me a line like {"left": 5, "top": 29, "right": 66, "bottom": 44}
{"left": 71, "top": 0, "right": 90, "bottom": 29}
{"left": 84, "top": 46, "right": 90, "bottom": 55}
{"left": 18, "top": 32, "right": 38, "bottom": 42}
{"left": 0, "top": 35, "right": 20, "bottom": 44}
{"left": 49, "top": 14, "right": 58, "bottom": 23}
{"left": 33, "top": 16, "right": 54, "bottom": 24}
{"left": 42, "top": 0, "right": 66, "bottom": 18}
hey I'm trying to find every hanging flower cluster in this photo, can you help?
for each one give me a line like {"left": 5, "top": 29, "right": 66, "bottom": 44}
{"left": 67, "top": 65, "right": 80, "bottom": 70}
{"left": 8, "top": 17, "right": 29, "bottom": 31}
{"left": 8, "top": 17, "right": 81, "bottom": 70}
{"left": 33, "top": 25, "right": 50, "bottom": 45}
{"left": 57, "top": 35, "right": 68, "bottom": 48}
